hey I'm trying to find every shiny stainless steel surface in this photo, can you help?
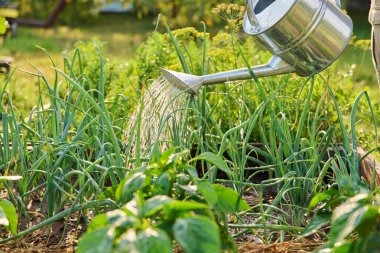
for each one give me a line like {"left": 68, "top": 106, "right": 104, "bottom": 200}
{"left": 244, "top": 0, "right": 353, "bottom": 76}
{"left": 161, "top": 56, "right": 293, "bottom": 94}
{"left": 161, "top": 0, "right": 353, "bottom": 93}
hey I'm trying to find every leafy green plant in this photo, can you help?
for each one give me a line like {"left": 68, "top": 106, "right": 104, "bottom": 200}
{"left": 78, "top": 148, "right": 249, "bottom": 253}
{"left": 303, "top": 186, "right": 380, "bottom": 253}
{"left": 300, "top": 86, "right": 379, "bottom": 252}
{"left": 0, "top": 198, "right": 17, "bottom": 234}
{"left": 0, "top": 176, "right": 21, "bottom": 235}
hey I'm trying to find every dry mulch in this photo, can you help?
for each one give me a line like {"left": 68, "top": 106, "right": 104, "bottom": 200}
{"left": 0, "top": 191, "right": 83, "bottom": 253}
{"left": 173, "top": 240, "right": 323, "bottom": 253}
{"left": 0, "top": 218, "right": 80, "bottom": 253}
{"left": 1, "top": 240, "right": 322, "bottom": 253}
{"left": 237, "top": 241, "right": 322, "bottom": 253}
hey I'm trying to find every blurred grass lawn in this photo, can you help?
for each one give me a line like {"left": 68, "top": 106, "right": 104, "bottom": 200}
{"left": 0, "top": 15, "right": 156, "bottom": 113}
{"left": 0, "top": 13, "right": 378, "bottom": 114}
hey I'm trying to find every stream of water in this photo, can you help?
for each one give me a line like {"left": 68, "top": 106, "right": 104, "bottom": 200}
{"left": 126, "top": 76, "right": 190, "bottom": 157}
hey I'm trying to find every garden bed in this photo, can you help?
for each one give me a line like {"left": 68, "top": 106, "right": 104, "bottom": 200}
{"left": 0, "top": 190, "right": 322, "bottom": 253}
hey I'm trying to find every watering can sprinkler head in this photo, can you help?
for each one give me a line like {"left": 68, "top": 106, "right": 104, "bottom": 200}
{"left": 161, "top": 0, "right": 352, "bottom": 94}
{"left": 160, "top": 68, "right": 203, "bottom": 94}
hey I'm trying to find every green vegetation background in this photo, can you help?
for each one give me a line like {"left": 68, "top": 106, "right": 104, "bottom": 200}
{"left": 1, "top": 2, "right": 380, "bottom": 251}
{"left": 0, "top": 5, "right": 378, "bottom": 147}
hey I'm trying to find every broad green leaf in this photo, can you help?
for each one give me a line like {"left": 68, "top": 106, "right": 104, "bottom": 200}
{"left": 77, "top": 227, "right": 114, "bottom": 253}
{"left": 0, "top": 199, "right": 18, "bottom": 234}
{"left": 178, "top": 184, "right": 198, "bottom": 195}
{"left": 213, "top": 185, "right": 249, "bottom": 213}
{"left": 355, "top": 206, "right": 379, "bottom": 237}
{"left": 329, "top": 201, "right": 361, "bottom": 244}
{"left": 0, "top": 176, "right": 22, "bottom": 182}
{"left": 124, "top": 199, "right": 140, "bottom": 217}
{"left": 197, "top": 181, "right": 217, "bottom": 206}
{"left": 153, "top": 172, "right": 170, "bottom": 195}
{"left": 143, "top": 195, "right": 173, "bottom": 217}
{"left": 184, "top": 166, "right": 199, "bottom": 179}
{"left": 158, "top": 148, "right": 177, "bottom": 164}
{"left": 115, "top": 172, "right": 146, "bottom": 204}
{"left": 164, "top": 200, "right": 210, "bottom": 215}
{"left": 136, "top": 228, "right": 172, "bottom": 253}
{"left": 301, "top": 211, "right": 331, "bottom": 237}
{"left": 151, "top": 148, "right": 185, "bottom": 169}
{"left": 0, "top": 206, "right": 9, "bottom": 226}
{"left": 332, "top": 198, "right": 364, "bottom": 223}
{"left": 106, "top": 210, "right": 130, "bottom": 226}
{"left": 174, "top": 216, "right": 221, "bottom": 253}
{"left": 330, "top": 242, "right": 356, "bottom": 253}
{"left": 330, "top": 202, "right": 373, "bottom": 244}
{"left": 88, "top": 210, "right": 135, "bottom": 232}
{"left": 0, "top": 17, "right": 6, "bottom": 35}
{"left": 333, "top": 205, "right": 376, "bottom": 242}
{"left": 88, "top": 214, "right": 107, "bottom": 232}
{"left": 191, "top": 152, "right": 233, "bottom": 176}
{"left": 308, "top": 190, "right": 337, "bottom": 211}
{"left": 115, "top": 228, "right": 172, "bottom": 253}
{"left": 114, "top": 230, "right": 137, "bottom": 253}
{"left": 99, "top": 186, "right": 117, "bottom": 200}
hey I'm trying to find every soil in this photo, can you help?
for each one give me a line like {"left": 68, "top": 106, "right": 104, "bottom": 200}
{"left": 2, "top": 240, "right": 322, "bottom": 253}
{"left": 236, "top": 241, "right": 323, "bottom": 253}
{"left": 0, "top": 190, "right": 84, "bottom": 253}
{"left": 172, "top": 240, "right": 322, "bottom": 253}
{"left": 0, "top": 210, "right": 84, "bottom": 252}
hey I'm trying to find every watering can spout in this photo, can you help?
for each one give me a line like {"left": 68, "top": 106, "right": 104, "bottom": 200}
{"left": 161, "top": 56, "right": 294, "bottom": 94}
{"left": 161, "top": 0, "right": 352, "bottom": 94}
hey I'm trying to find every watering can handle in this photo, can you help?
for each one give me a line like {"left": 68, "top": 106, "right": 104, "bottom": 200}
{"left": 246, "top": 0, "right": 261, "bottom": 30}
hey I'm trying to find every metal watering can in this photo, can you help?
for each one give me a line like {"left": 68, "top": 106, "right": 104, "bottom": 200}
{"left": 161, "top": 0, "right": 353, "bottom": 94}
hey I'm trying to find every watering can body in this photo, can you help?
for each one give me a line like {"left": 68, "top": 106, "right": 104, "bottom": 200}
{"left": 161, "top": 0, "right": 353, "bottom": 93}
{"left": 244, "top": 0, "right": 353, "bottom": 76}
